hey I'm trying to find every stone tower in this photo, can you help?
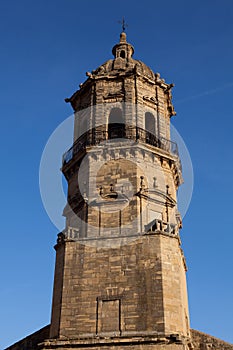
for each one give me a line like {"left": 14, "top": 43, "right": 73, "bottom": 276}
{"left": 5, "top": 31, "right": 233, "bottom": 350}
{"left": 44, "top": 32, "right": 192, "bottom": 349}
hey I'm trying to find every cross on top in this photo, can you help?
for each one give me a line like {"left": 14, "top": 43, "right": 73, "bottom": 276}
{"left": 118, "top": 17, "right": 128, "bottom": 32}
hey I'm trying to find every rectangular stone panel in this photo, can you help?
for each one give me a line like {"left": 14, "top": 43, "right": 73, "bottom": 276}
{"left": 98, "top": 299, "right": 120, "bottom": 334}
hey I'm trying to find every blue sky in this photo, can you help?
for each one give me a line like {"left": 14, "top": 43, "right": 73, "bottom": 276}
{"left": 1, "top": 0, "right": 233, "bottom": 348}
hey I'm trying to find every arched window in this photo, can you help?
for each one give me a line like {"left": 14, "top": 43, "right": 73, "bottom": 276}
{"left": 145, "top": 112, "right": 156, "bottom": 135}
{"left": 145, "top": 112, "right": 157, "bottom": 146}
{"left": 108, "top": 108, "right": 125, "bottom": 139}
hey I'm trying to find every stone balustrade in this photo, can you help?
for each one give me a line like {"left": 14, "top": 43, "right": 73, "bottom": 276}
{"left": 145, "top": 219, "right": 177, "bottom": 235}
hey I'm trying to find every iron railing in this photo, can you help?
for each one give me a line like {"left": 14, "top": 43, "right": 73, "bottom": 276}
{"left": 62, "top": 125, "right": 179, "bottom": 165}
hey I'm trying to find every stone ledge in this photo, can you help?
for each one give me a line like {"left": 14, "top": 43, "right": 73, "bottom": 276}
{"left": 6, "top": 327, "right": 233, "bottom": 350}
{"left": 38, "top": 333, "right": 191, "bottom": 349}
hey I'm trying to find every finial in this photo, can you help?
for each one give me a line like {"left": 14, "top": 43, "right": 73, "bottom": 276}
{"left": 118, "top": 17, "right": 128, "bottom": 32}
{"left": 112, "top": 20, "right": 134, "bottom": 58}
{"left": 120, "top": 31, "right": 127, "bottom": 43}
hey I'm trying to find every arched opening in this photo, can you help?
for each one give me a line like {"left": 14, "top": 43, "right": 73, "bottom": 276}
{"left": 145, "top": 112, "right": 156, "bottom": 135}
{"left": 145, "top": 112, "right": 157, "bottom": 146}
{"left": 120, "top": 50, "right": 126, "bottom": 58}
{"left": 108, "top": 108, "right": 125, "bottom": 139}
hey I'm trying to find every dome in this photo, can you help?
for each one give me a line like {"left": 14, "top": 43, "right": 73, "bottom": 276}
{"left": 90, "top": 32, "right": 156, "bottom": 81}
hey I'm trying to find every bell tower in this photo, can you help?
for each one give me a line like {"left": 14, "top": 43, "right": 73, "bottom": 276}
{"left": 44, "top": 32, "right": 192, "bottom": 350}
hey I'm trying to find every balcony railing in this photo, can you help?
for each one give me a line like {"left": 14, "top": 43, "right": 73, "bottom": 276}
{"left": 62, "top": 125, "right": 179, "bottom": 165}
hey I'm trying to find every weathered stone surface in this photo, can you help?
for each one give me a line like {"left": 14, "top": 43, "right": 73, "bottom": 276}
{"left": 6, "top": 327, "right": 233, "bottom": 350}
{"left": 50, "top": 234, "right": 189, "bottom": 340}
{"left": 191, "top": 329, "right": 233, "bottom": 350}
{"left": 51, "top": 32, "right": 189, "bottom": 345}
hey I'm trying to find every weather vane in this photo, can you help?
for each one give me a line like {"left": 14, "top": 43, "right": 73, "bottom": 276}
{"left": 118, "top": 17, "right": 128, "bottom": 32}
